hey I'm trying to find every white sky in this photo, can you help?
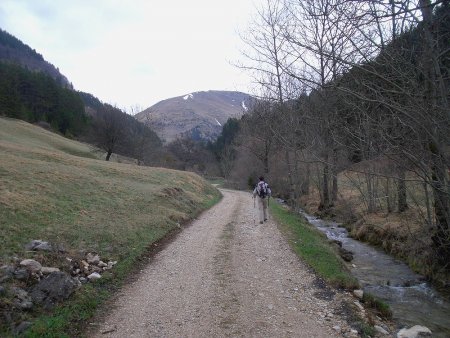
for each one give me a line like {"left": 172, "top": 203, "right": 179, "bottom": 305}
{"left": 0, "top": 0, "right": 257, "bottom": 112}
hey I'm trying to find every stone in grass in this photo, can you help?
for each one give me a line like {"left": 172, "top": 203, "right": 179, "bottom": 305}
{"left": 353, "top": 289, "right": 364, "bottom": 300}
{"left": 41, "top": 267, "right": 60, "bottom": 274}
{"left": 397, "top": 325, "right": 432, "bottom": 338}
{"left": 11, "top": 287, "right": 33, "bottom": 310}
{"left": 374, "top": 325, "right": 389, "bottom": 335}
{"left": 14, "top": 321, "right": 33, "bottom": 335}
{"left": 86, "top": 253, "right": 100, "bottom": 265}
{"left": 13, "top": 268, "right": 30, "bottom": 281}
{"left": 25, "top": 240, "right": 52, "bottom": 252}
{"left": 20, "top": 259, "right": 42, "bottom": 273}
{"left": 30, "top": 271, "right": 79, "bottom": 309}
{"left": 87, "top": 272, "right": 102, "bottom": 281}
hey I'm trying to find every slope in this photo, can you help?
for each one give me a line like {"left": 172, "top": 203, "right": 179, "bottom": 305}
{"left": 0, "top": 117, "right": 221, "bottom": 336}
{"left": 136, "top": 90, "right": 253, "bottom": 143}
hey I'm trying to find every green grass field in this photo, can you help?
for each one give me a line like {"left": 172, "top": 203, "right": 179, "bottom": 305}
{"left": 0, "top": 117, "right": 221, "bottom": 337}
{"left": 270, "top": 202, "right": 358, "bottom": 289}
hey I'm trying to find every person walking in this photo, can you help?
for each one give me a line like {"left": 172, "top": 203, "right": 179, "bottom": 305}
{"left": 253, "top": 176, "right": 271, "bottom": 224}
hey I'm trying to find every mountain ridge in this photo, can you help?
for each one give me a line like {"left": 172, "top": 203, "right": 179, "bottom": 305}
{"left": 136, "top": 90, "right": 253, "bottom": 143}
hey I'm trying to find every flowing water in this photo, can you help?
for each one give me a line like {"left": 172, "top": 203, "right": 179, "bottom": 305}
{"left": 300, "top": 210, "right": 450, "bottom": 337}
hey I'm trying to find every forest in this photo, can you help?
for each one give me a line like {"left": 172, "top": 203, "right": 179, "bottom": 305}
{"left": 209, "top": 0, "right": 449, "bottom": 283}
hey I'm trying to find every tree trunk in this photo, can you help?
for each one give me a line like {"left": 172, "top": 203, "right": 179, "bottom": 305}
{"left": 105, "top": 150, "right": 112, "bottom": 161}
{"left": 285, "top": 150, "right": 295, "bottom": 204}
{"left": 385, "top": 178, "right": 393, "bottom": 213}
{"left": 332, "top": 148, "right": 338, "bottom": 203}
{"left": 366, "top": 173, "right": 375, "bottom": 213}
{"left": 397, "top": 169, "right": 408, "bottom": 213}
{"left": 320, "top": 154, "right": 330, "bottom": 210}
{"left": 301, "top": 163, "right": 311, "bottom": 195}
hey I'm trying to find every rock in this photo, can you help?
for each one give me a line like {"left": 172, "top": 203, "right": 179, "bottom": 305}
{"left": 397, "top": 325, "right": 432, "bottom": 338}
{"left": 87, "top": 272, "right": 101, "bottom": 280}
{"left": 353, "top": 301, "right": 365, "bottom": 311}
{"left": 41, "top": 267, "right": 60, "bottom": 274}
{"left": 25, "top": 240, "right": 52, "bottom": 251}
{"left": 374, "top": 325, "right": 389, "bottom": 335}
{"left": 19, "top": 259, "right": 42, "bottom": 273}
{"left": 14, "top": 268, "right": 30, "bottom": 281}
{"left": 12, "top": 287, "right": 33, "bottom": 310}
{"left": 86, "top": 253, "right": 100, "bottom": 265}
{"left": 14, "top": 321, "right": 33, "bottom": 335}
{"left": 353, "top": 289, "right": 364, "bottom": 299}
{"left": 100, "top": 325, "right": 117, "bottom": 334}
{"left": 333, "top": 325, "right": 341, "bottom": 332}
{"left": 330, "top": 239, "right": 343, "bottom": 247}
{"left": 338, "top": 247, "right": 354, "bottom": 262}
{"left": 0, "top": 265, "right": 15, "bottom": 282}
{"left": 107, "top": 261, "right": 117, "bottom": 269}
{"left": 30, "top": 271, "right": 79, "bottom": 309}
{"left": 97, "top": 261, "right": 108, "bottom": 268}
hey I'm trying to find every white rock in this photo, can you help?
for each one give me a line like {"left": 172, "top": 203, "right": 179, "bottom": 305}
{"left": 353, "top": 300, "right": 365, "bottom": 311}
{"left": 374, "top": 325, "right": 389, "bottom": 335}
{"left": 332, "top": 325, "right": 341, "bottom": 332}
{"left": 41, "top": 267, "right": 60, "bottom": 274}
{"left": 86, "top": 253, "right": 100, "bottom": 264}
{"left": 353, "top": 289, "right": 364, "bottom": 299}
{"left": 97, "top": 261, "right": 107, "bottom": 268}
{"left": 87, "top": 272, "right": 101, "bottom": 280}
{"left": 19, "top": 259, "right": 42, "bottom": 273}
{"left": 397, "top": 325, "right": 432, "bottom": 338}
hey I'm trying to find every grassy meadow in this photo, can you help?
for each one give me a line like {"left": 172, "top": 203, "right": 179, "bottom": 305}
{"left": 0, "top": 117, "right": 221, "bottom": 336}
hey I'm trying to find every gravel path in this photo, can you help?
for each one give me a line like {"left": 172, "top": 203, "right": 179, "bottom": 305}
{"left": 90, "top": 189, "right": 356, "bottom": 337}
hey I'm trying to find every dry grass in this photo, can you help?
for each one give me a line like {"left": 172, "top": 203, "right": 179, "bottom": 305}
{"left": 0, "top": 117, "right": 221, "bottom": 265}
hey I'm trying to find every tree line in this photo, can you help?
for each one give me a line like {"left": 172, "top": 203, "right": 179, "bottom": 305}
{"left": 213, "top": 0, "right": 449, "bottom": 275}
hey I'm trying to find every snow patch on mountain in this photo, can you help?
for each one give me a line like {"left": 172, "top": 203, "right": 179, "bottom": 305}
{"left": 183, "top": 93, "right": 194, "bottom": 100}
{"left": 215, "top": 118, "right": 222, "bottom": 126}
{"left": 241, "top": 101, "right": 248, "bottom": 111}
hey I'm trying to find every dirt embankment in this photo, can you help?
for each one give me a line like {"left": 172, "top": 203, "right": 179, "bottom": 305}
{"left": 90, "top": 190, "right": 360, "bottom": 337}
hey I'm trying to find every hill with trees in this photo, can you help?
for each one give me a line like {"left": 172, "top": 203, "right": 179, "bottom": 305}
{"left": 0, "top": 29, "right": 70, "bottom": 87}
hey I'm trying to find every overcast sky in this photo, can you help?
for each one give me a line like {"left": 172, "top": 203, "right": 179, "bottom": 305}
{"left": 0, "top": 0, "right": 257, "bottom": 111}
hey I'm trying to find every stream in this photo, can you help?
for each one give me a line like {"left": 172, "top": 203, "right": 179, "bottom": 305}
{"left": 300, "top": 210, "right": 450, "bottom": 337}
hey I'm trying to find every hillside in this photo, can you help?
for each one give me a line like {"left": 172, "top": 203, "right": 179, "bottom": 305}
{"left": 0, "top": 117, "right": 221, "bottom": 336}
{"left": 136, "top": 90, "right": 253, "bottom": 143}
{"left": 0, "top": 29, "right": 70, "bottom": 87}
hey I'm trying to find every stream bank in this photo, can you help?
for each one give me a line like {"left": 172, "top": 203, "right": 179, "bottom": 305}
{"left": 299, "top": 210, "right": 450, "bottom": 338}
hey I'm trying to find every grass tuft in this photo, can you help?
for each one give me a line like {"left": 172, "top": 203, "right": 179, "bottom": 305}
{"left": 270, "top": 202, "right": 359, "bottom": 289}
{"left": 362, "top": 292, "right": 393, "bottom": 319}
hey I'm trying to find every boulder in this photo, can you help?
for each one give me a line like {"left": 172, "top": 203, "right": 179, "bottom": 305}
{"left": 397, "top": 325, "right": 432, "bottom": 338}
{"left": 86, "top": 253, "right": 100, "bottom": 265}
{"left": 14, "top": 268, "right": 30, "bottom": 281}
{"left": 11, "top": 287, "right": 33, "bottom": 310}
{"left": 0, "top": 265, "right": 15, "bottom": 282}
{"left": 338, "top": 247, "right": 354, "bottom": 262}
{"left": 87, "top": 272, "right": 101, "bottom": 281}
{"left": 30, "top": 271, "right": 79, "bottom": 309}
{"left": 353, "top": 289, "right": 364, "bottom": 300}
{"left": 25, "top": 240, "right": 52, "bottom": 251}
{"left": 41, "top": 267, "right": 60, "bottom": 274}
{"left": 374, "top": 325, "right": 389, "bottom": 335}
{"left": 14, "top": 321, "right": 33, "bottom": 335}
{"left": 19, "top": 259, "right": 42, "bottom": 273}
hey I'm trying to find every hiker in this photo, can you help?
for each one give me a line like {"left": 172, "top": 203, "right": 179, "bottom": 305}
{"left": 253, "top": 176, "right": 271, "bottom": 224}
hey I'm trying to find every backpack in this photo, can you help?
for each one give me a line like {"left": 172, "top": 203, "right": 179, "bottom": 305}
{"left": 257, "top": 181, "right": 268, "bottom": 198}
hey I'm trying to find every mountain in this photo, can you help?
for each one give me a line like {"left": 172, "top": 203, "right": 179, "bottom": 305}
{"left": 135, "top": 90, "right": 253, "bottom": 143}
{"left": 0, "top": 29, "right": 70, "bottom": 87}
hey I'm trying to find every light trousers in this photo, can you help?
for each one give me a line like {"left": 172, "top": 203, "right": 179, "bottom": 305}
{"left": 256, "top": 196, "right": 268, "bottom": 222}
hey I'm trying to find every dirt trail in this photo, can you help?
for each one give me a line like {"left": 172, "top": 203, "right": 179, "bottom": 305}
{"left": 91, "top": 189, "right": 355, "bottom": 337}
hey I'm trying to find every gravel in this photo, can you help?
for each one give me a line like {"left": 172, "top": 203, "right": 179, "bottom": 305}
{"left": 90, "top": 189, "right": 354, "bottom": 337}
